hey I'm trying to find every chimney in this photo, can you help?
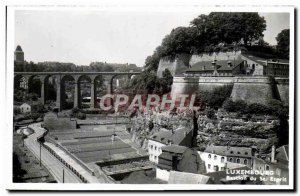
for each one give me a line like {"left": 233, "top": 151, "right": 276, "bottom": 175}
{"left": 271, "top": 145, "right": 276, "bottom": 163}
{"left": 168, "top": 139, "right": 173, "bottom": 146}
{"left": 211, "top": 60, "right": 216, "bottom": 68}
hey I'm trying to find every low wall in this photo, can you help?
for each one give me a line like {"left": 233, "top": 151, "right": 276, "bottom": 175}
{"left": 156, "top": 167, "right": 170, "bottom": 182}
{"left": 96, "top": 155, "right": 149, "bottom": 167}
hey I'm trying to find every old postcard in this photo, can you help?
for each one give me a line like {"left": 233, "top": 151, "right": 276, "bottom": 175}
{"left": 4, "top": 3, "right": 295, "bottom": 191}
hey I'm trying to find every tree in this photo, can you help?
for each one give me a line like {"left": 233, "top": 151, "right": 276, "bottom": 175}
{"left": 276, "top": 29, "right": 290, "bottom": 59}
{"left": 191, "top": 12, "right": 266, "bottom": 47}
{"left": 205, "top": 108, "right": 216, "bottom": 119}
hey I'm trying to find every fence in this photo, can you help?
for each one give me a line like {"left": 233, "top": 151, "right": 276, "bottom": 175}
{"left": 37, "top": 125, "right": 91, "bottom": 183}
{"left": 45, "top": 136, "right": 95, "bottom": 176}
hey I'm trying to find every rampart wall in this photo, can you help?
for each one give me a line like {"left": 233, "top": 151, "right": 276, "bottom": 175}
{"left": 171, "top": 76, "right": 289, "bottom": 105}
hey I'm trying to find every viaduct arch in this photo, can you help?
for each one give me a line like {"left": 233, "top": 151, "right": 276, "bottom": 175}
{"left": 14, "top": 72, "right": 140, "bottom": 111}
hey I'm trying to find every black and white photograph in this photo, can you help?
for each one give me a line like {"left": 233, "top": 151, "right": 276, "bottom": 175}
{"left": 2, "top": 2, "right": 295, "bottom": 191}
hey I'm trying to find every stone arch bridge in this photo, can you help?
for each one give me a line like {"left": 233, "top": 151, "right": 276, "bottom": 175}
{"left": 14, "top": 72, "right": 140, "bottom": 111}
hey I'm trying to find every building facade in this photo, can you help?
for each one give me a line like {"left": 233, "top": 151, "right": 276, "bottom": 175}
{"left": 20, "top": 103, "right": 31, "bottom": 113}
{"left": 199, "top": 145, "right": 254, "bottom": 173}
{"left": 147, "top": 127, "right": 193, "bottom": 164}
{"left": 252, "top": 145, "right": 289, "bottom": 185}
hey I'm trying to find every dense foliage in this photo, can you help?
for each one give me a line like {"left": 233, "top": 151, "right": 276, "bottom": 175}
{"left": 125, "top": 68, "right": 173, "bottom": 94}
{"left": 145, "top": 12, "right": 267, "bottom": 71}
{"left": 276, "top": 29, "right": 290, "bottom": 59}
{"left": 196, "top": 85, "right": 234, "bottom": 109}
{"left": 222, "top": 98, "right": 288, "bottom": 117}
{"left": 14, "top": 61, "right": 141, "bottom": 73}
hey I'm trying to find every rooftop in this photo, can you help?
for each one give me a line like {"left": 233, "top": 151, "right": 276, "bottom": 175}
{"left": 187, "top": 59, "right": 244, "bottom": 72}
{"left": 15, "top": 45, "right": 23, "bottom": 52}
{"left": 204, "top": 145, "right": 253, "bottom": 158}
{"left": 161, "top": 145, "right": 188, "bottom": 154}
{"left": 241, "top": 53, "right": 289, "bottom": 65}
{"left": 149, "top": 127, "right": 192, "bottom": 145}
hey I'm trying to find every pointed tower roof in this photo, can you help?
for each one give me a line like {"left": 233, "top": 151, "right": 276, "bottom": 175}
{"left": 15, "top": 45, "right": 23, "bottom": 52}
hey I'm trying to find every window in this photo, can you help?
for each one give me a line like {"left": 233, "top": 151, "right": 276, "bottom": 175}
{"left": 244, "top": 159, "right": 248, "bottom": 165}
{"left": 276, "top": 168, "right": 281, "bottom": 176}
{"left": 220, "top": 167, "right": 225, "bottom": 171}
{"left": 265, "top": 165, "right": 270, "bottom": 171}
{"left": 236, "top": 158, "right": 240, "bottom": 164}
{"left": 237, "top": 151, "right": 240, "bottom": 155}
{"left": 208, "top": 154, "right": 211, "bottom": 159}
{"left": 154, "top": 146, "right": 157, "bottom": 151}
{"left": 214, "top": 165, "right": 219, "bottom": 171}
{"left": 245, "top": 152, "right": 248, "bottom": 155}
{"left": 214, "top": 155, "right": 217, "bottom": 160}
{"left": 230, "top": 151, "right": 233, "bottom": 154}
{"left": 221, "top": 157, "right": 225, "bottom": 163}
{"left": 208, "top": 164, "right": 211, "bottom": 169}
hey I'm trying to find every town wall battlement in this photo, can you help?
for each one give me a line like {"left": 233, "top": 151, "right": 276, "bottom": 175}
{"left": 171, "top": 76, "right": 289, "bottom": 105}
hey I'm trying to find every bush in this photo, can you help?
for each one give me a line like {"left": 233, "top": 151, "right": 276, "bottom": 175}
{"left": 205, "top": 108, "right": 216, "bottom": 119}
{"left": 247, "top": 103, "right": 270, "bottom": 114}
{"left": 199, "top": 85, "right": 233, "bottom": 109}
{"left": 76, "top": 112, "right": 86, "bottom": 120}
{"left": 222, "top": 99, "right": 248, "bottom": 113}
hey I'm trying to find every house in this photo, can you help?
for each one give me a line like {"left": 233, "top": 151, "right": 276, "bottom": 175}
{"left": 147, "top": 126, "right": 193, "bottom": 164}
{"left": 184, "top": 51, "right": 289, "bottom": 77}
{"left": 203, "top": 165, "right": 260, "bottom": 184}
{"left": 199, "top": 145, "right": 255, "bottom": 173}
{"left": 252, "top": 145, "right": 289, "bottom": 185}
{"left": 168, "top": 171, "right": 213, "bottom": 184}
{"left": 20, "top": 103, "right": 31, "bottom": 113}
{"left": 186, "top": 59, "right": 245, "bottom": 76}
{"left": 156, "top": 145, "right": 206, "bottom": 182}
{"left": 241, "top": 53, "right": 289, "bottom": 77}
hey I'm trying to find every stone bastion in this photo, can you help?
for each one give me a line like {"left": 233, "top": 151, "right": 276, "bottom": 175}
{"left": 171, "top": 76, "right": 289, "bottom": 105}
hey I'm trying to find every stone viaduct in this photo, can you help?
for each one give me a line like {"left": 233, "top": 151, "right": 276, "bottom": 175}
{"left": 14, "top": 72, "right": 140, "bottom": 111}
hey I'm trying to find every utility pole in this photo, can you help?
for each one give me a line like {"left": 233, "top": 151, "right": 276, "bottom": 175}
{"left": 62, "top": 169, "right": 65, "bottom": 183}
{"left": 39, "top": 142, "right": 42, "bottom": 167}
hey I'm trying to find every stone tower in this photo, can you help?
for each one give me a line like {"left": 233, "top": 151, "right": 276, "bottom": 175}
{"left": 14, "top": 45, "right": 24, "bottom": 63}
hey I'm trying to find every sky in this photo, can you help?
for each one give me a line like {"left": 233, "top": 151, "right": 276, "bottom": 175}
{"left": 15, "top": 10, "right": 290, "bottom": 67}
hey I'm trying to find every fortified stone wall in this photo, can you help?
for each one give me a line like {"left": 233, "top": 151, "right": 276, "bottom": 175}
{"left": 43, "top": 112, "right": 77, "bottom": 130}
{"left": 157, "top": 54, "right": 190, "bottom": 78}
{"left": 171, "top": 77, "right": 199, "bottom": 96}
{"left": 171, "top": 76, "right": 289, "bottom": 106}
{"left": 197, "top": 77, "right": 234, "bottom": 92}
{"left": 275, "top": 77, "right": 289, "bottom": 106}
{"left": 230, "top": 77, "right": 277, "bottom": 105}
